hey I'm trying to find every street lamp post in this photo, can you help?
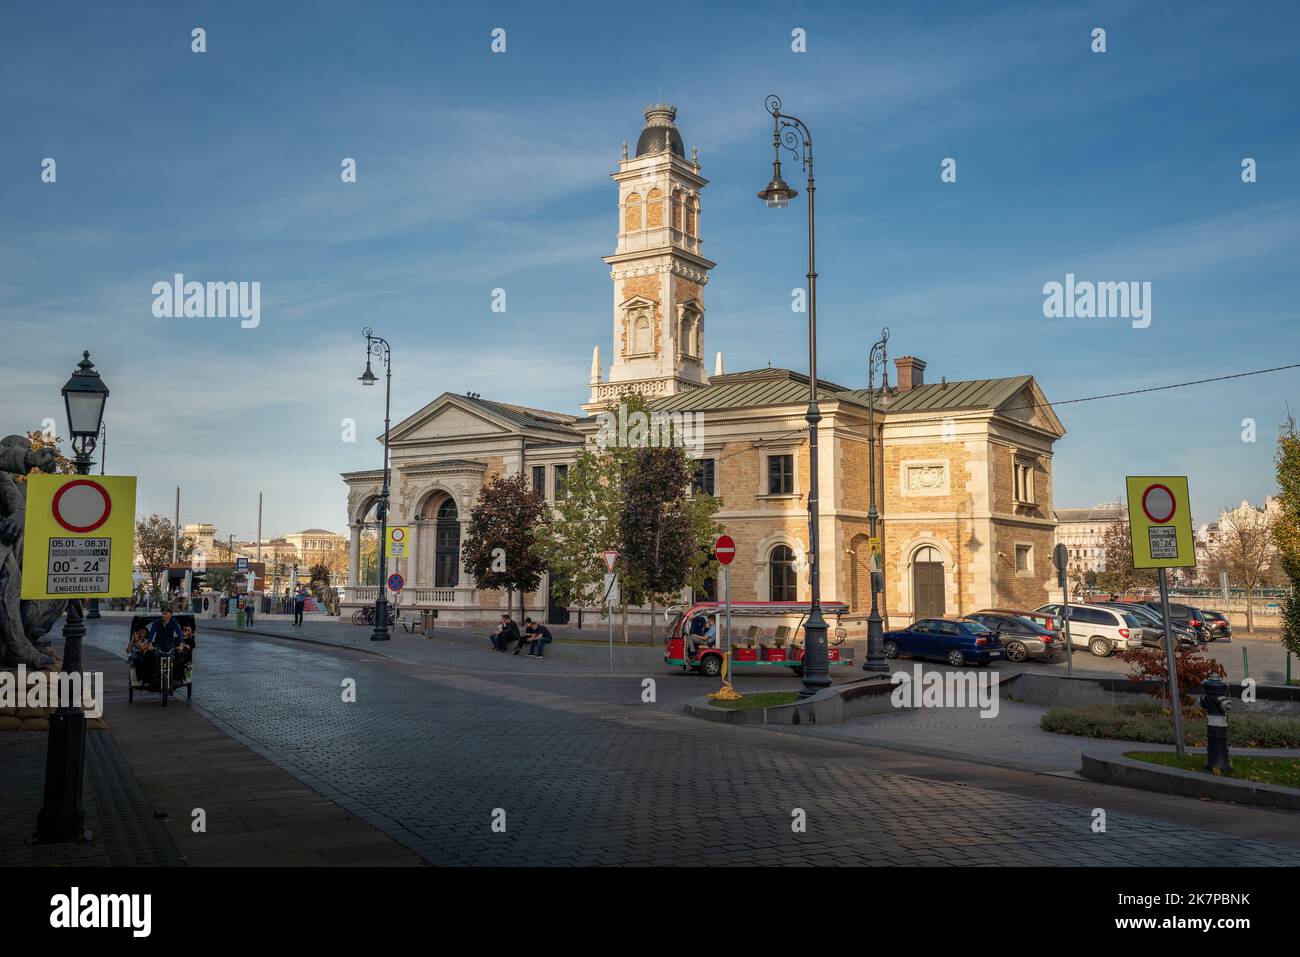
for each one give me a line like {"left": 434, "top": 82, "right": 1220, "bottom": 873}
{"left": 757, "top": 94, "right": 830, "bottom": 697}
{"left": 359, "top": 328, "right": 392, "bottom": 641}
{"left": 36, "top": 351, "right": 109, "bottom": 843}
{"left": 864, "top": 329, "right": 891, "bottom": 672}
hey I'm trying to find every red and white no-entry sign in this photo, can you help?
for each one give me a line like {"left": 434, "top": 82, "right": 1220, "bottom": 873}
{"left": 51, "top": 479, "right": 112, "bottom": 532}
{"left": 1141, "top": 483, "right": 1176, "bottom": 524}
{"left": 714, "top": 534, "right": 736, "bottom": 566}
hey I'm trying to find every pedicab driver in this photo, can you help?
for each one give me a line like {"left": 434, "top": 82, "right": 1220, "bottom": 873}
{"left": 142, "top": 607, "right": 190, "bottom": 685}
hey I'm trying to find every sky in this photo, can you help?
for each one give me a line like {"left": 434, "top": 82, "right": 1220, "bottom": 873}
{"left": 1, "top": 0, "right": 1297, "bottom": 538}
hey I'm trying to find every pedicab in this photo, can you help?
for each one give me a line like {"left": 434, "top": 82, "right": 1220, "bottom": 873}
{"left": 664, "top": 601, "right": 853, "bottom": 677}
{"left": 126, "top": 613, "right": 195, "bottom": 706}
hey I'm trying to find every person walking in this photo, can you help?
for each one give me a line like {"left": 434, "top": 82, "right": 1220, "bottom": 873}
{"left": 293, "top": 587, "right": 306, "bottom": 626}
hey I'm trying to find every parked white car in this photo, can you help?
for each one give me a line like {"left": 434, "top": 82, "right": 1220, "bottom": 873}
{"left": 1033, "top": 603, "right": 1144, "bottom": 657}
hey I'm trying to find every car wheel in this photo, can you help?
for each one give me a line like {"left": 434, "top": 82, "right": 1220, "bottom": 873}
{"left": 884, "top": 640, "right": 898, "bottom": 659}
{"left": 1089, "top": 637, "right": 1112, "bottom": 657}
{"left": 699, "top": 655, "right": 723, "bottom": 678}
{"left": 947, "top": 648, "right": 965, "bottom": 667}
{"left": 1005, "top": 641, "right": 1028, "bottom": 663}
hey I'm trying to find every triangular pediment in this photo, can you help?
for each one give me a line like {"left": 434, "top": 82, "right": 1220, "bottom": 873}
{"left": 387, "top": 394, "right": 517, "bottom": 444}
{"left": 996, "top": 380, "right": 1066, "bottom": 438}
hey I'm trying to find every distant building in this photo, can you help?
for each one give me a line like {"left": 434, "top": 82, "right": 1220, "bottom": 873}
{"left": 1053, "top": 502, "right": 1125, "bottom": 576}
{"left": 283, "top": 528, "right": 348, "bottom": 581}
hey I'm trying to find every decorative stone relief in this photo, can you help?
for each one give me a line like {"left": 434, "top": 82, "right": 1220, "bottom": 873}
{"left": 900, "top": 460, "right": 950, "bottom": 497}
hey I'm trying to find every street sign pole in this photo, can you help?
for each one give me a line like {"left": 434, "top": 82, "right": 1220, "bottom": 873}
{"left": 724, "top": 564, "right": 733, "bottom": 692}
{"left": 1158, "top": 567, "right": 1186, "bottom": 758}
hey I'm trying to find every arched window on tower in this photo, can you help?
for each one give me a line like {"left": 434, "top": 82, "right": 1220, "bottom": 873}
{"left": 645, "top": 188, "right": 664, "bottom": 229}
{"left": 769, "top": 545, "right": 798, "bottom": 602}
{"left": 672, "top": 189, "right": 685, "bottom": 232}
{"left": 688, "top": 195, "right": 700, "bottom": 238}
{"left": 624, "top": 192, "right": 642, "bottom": 232}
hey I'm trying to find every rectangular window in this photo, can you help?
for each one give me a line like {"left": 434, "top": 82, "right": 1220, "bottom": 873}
{"left": 1015, "top": 544, "right": 1032, "bottom": 573}
{"left": 767, "top": 454, "right": 794, "bottom": 495}
{"left": 1013, "top": 459, "right": 1036, "bottom": 505}
{"left": 692, "top": 459, "right": 715, "bottom": 496}
{"left": 532, "top": 466, "right": 545, "bottom": 498}
{"left": 554, "top": 464, "right": 569, "bottom": 500}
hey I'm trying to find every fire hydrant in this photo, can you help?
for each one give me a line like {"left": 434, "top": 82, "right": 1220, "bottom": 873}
{"left": 1200, "top": 675, "right": 1232, "bottom": 773}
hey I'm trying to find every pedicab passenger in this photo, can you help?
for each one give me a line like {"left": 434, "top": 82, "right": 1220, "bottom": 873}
{"left": 126, "top": 626, "right": 155, "bottom": 685}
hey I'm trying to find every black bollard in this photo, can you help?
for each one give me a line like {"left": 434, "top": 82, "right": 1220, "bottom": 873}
{"left": 1200, "top": 675, "right": 1232, "bottom": 773}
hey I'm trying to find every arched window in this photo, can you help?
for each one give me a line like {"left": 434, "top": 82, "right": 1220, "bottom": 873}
{"left": 672, "top": 189, "right": 685, "bottom": 232}
{"left": 435, "top": 499, "right": 460, "bottom": 588}
{"left": 769, "top": 545, "right": 798, "bottom": 602}
{"left": 645, "top": 188, "right": 664, "bottom": 228}
{"left": 624, "top": 192, "right": 642, "bottom": 232}
{"left": 688, "top": 195, "right": 700, "bottom": 237}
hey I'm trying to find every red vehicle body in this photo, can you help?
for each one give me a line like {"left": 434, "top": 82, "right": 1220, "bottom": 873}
{"left": 665, "top": 601, "right": 852, "bottom": 677}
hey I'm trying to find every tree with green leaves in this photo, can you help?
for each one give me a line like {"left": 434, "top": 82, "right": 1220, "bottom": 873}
{"left": 135, "top": 514, "right": 195, "bottom": 590}
{"left": 462, "top": 473, "right": 549, "bottom": 623}
{"left": 1274, "top": 413, "right": 1300, "bottom": 661}
{"left": 538, "top": 393, "right": 720, "bottom": 640}
{"left": 535, "top": 446, "right": 623, "bottom": 613}
{"left": 620, "top": 444, "right": 720, "bottom": 611}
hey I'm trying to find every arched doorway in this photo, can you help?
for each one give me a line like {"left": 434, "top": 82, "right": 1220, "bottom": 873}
{"left": 911, "top": 544, "right": 945, "bottom": 619}
{"left": 418, "top": 493, "right": 460, "bottom": 588}
{"left": 356, "top": 498, "right": 383, "bottom": 586}
{"left": 849, "top": 534, "right": 872, "bottom": 614}
{"left": 433, "top": 499, "right": 460, "bottom": 587}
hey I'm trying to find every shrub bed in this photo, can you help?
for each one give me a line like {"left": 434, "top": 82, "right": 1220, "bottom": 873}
{"left": 1041, "top": 701, "right": 1300, "bottom": 748}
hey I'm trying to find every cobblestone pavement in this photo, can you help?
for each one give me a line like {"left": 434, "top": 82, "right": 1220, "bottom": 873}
{"left": 79, "top": 621, "right": 1300, "bottom": 866}
{"left": 0, "top": 684, "right": 180, "bottom": 867}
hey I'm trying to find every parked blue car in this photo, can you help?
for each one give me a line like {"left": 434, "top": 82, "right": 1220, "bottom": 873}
{"left": 883, "top": 618, "right": 1005, "bottom": 667}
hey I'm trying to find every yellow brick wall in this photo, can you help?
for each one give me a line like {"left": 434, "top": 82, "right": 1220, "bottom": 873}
{"left": 992, "top": 523, "right": 1055, "bottom": 610}
{"left": 621, "top": 275, "right": 660, "bottom": 304}
{"left": 882, "top": 440, "right": 974, "bottom": 514}
{"left": 624, "top": 194, "right": 641, "bottom": 232}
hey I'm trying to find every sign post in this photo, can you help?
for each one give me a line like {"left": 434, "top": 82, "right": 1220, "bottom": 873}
{"left": 385, "top": 525, "right": 409, "bottom": 558}
{"left": 715, "top": 535, "right": 736, "bottom": 688}
{"left": 1127, "top": 476, "right": 1197, "bottom": 759}
{"left": 603, "top": 550, "right": 619, "bottom": 672}
{"left": 22, "top": 475, "right": 136, "bottom": 600}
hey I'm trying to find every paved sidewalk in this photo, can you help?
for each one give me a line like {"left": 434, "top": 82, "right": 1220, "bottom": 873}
{"left": 66, "top": 644, "right": 422, "bottom": 866}
{"left": 0, "top": 662, "right": 179, "bottom": 866}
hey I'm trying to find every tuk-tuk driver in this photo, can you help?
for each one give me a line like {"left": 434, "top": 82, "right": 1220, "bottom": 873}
{"left": 688, "top": 614, "right": 716, "bottom": 657}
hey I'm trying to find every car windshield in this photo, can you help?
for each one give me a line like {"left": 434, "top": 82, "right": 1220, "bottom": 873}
{"left": 1122, "top": 614, "right": 1141, "bottom": 628}
{"left": 963, "top": 621, "right": 992, "bottom": 634}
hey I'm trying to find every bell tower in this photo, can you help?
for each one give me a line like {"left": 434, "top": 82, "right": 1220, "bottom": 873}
{"left": 584, "top": 104, "right": 715, "bottom": 413}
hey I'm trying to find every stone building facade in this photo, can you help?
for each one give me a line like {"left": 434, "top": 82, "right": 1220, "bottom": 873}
{"left": 339, "top": 104, "right": 1067, "bottom": 630}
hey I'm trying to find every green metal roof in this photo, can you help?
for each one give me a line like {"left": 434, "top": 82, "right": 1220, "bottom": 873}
{"left": 839, "top": 376, "right": 1033, "bottom": 413}
{"left": 460, "top": 395, "right": 582, "bottom": 437}
{"left": 646, "top": 368, "right": 853, "bottom": 413}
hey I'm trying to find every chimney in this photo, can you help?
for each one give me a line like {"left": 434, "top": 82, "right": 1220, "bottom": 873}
{"left": 894, "top": 356, "right": 926, "bottom": 393}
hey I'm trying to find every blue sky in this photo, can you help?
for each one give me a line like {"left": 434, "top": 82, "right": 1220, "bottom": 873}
{"left": 2, "top": 0, "right": 1297, "bottom": 538}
